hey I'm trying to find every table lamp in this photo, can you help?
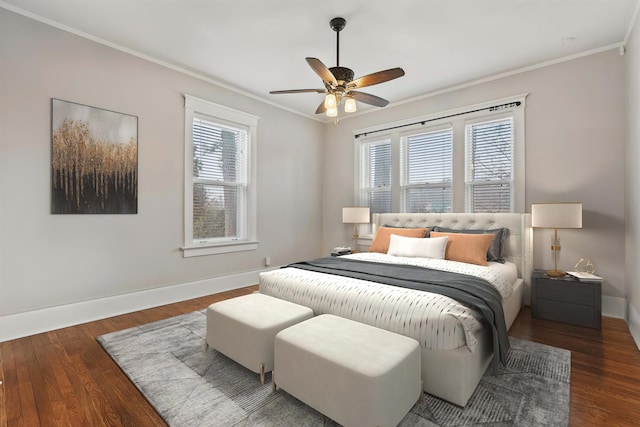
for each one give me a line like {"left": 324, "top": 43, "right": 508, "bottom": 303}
{"left": 342, "top": 207, "right": 370, "bottom": 252}
{"left": 531, "top": 202, "right": 582, "bottom": 277}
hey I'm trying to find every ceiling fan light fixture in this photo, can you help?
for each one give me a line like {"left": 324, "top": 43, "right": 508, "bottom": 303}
{"left": 344, "top": 97, "right": 357, "bottom": 113}
{"left": 268, "top": 17, "right": 404, "bottom": 116}
{"left": 324, "top": 93, "right": 337, "bottom": 109}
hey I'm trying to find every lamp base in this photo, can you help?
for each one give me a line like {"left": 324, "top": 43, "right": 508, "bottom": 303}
{"left": 546, "top": 269, "right": 566, "bottom": 277}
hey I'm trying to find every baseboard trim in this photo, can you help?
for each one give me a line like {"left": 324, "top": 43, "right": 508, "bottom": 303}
{"left": 602, "top": 295, "right": 627, "bottom": 319}
{"left": 0, "top": 268, "right": 272, "bottom": 343}
{"left": 629, "top": 303, "right": 640, "bottom": 350}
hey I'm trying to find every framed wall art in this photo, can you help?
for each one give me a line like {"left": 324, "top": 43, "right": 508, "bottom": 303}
{"left": 51, "top": 98, "right": 138, "bottom": 214}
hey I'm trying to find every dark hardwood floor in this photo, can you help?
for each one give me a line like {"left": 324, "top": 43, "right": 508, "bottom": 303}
{"left": 1, "top": 286, "right": 639, "bottom": 426}
{"left": 509, "top": 306, "right": 640, "bottom": 426}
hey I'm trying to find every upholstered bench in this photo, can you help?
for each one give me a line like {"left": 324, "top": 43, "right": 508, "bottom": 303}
{"left": 274, "top": 314, "right": 422, "bottom": 427}
{"left": 206, "top": 293, "right": 314, "bottom": 384}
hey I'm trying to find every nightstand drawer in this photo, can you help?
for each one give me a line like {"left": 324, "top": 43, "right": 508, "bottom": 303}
{"left": 534, "top": 299, "right": 601, "bottom": 328}
{"left": 535, "top": 280, "right": 597, "bottom": 306}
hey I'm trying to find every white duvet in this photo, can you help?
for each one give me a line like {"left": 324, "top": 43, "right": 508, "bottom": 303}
{"left": 259, "top": 253, "right": 515, "bottom": 352}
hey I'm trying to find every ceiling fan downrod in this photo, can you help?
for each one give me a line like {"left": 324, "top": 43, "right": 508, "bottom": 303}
{"left": 330, "top": 17, "right": 346, "bottom": 67}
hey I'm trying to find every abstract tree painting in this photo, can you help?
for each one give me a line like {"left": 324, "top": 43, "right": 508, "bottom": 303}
{"left": 51, "top": 99, "right": 138, "bottom": 214}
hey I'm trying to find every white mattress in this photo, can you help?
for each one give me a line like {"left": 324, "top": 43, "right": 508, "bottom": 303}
{"left": 259, "top": 253, "right": 518, "bottom": 352}
{"left": 488, "top": 260, "right": 518, "bottom": 287}
{"left": 347, "top": 252, "right": 516, "bottom": 299}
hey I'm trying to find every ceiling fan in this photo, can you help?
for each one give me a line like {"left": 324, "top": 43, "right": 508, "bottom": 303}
{"left": 269, "top": 17, "right": 405, "bottom": 117}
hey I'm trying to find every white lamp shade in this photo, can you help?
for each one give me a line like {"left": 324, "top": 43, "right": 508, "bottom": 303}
{"left": 326, "top": 106, "right": 338, "bottom": 117}
{"left": 532, "top": 203, "right": 582, "bottom": 229}
{"left": 324, "top": 93, "right": 337, "bottom": 109}
{"left": 342, "top": 207, "right": 370, "bottom": 224}
{"left": 344, "top": 97, "right": 357, "bottom": 113}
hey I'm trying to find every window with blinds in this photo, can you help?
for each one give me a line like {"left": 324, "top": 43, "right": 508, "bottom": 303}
{"left": 400, "top": 128, "right": 453, "bottom": 213}
{"left": 465, "top": 117, "right": 513, "bottom": 212}
{"left": 183, "top": 95, "right": 257, "bottom": 257}
{"left": 192, "top": 116, "right": 248, "bottom": 242}
{"left": 354, "top": 95, "right": 525, "bottom": 227}
{"left": 359, "top": 140, "right": 392, "bottom": 218}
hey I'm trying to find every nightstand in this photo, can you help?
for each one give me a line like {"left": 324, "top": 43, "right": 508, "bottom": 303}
{"left": 531, "top": 269, "right": 602, "bottom": 329}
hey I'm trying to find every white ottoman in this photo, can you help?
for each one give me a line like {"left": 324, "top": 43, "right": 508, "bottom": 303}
{"left": 274, "top": 314, "right": 421, "bottom": 427}
{"left": 206, "top": 293, "right": 314, "bottom": 384}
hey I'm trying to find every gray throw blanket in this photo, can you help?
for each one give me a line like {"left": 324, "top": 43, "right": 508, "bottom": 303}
{"left": 286, "top": 257, "right": 510, "bottom": 368}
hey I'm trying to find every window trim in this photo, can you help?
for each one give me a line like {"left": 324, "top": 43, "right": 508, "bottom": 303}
{"left": 182, "top": 95, "right": 259, "bottom": 257}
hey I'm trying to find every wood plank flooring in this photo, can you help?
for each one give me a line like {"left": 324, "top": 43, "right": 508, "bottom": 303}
{"left": 509, "top": 307, "right": 640, "bottom": 426}
{"left": 1, "top": 286, "right": 639, "bottom": 426}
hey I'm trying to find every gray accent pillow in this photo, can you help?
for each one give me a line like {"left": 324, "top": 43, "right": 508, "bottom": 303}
{"left": 432, "top": 226, "right": 508, "bottom": 263}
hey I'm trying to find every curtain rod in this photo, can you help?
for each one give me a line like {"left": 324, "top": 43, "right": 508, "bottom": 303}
{"left": 354, "top": 101, "right": 521, "bottom": 138}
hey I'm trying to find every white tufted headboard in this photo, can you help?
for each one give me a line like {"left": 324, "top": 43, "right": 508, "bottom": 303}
{"left": 373, "top": 213, "right": 533, "bottom": 293}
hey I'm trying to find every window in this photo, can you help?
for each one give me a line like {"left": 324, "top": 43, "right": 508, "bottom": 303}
{"left": 400, "top": 127, "right": 453, "bottom": 213}
{"left": 183, "top": 95, "right": 258, "bottom": 257}
{"left": 465, "top": 117, "right": 514, "bottom": 212}
{"left": 355, "top": 95, "right": 525, "bottom": 234}
{"left": 358, "top": 139, "right": 392, "bottom": 217}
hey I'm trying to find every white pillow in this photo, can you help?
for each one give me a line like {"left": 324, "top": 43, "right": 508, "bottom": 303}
{"left": 387, "top": 234, "right": 448, "bottom": 259}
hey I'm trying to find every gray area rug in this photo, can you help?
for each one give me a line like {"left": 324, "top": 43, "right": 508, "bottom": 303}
{"left": 97, "top": 310, "right": 570, "bottom": 426}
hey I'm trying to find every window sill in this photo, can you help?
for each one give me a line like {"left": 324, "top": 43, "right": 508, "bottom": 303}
{"left": 181, "top": 240, "right": 259, "bottom": 258}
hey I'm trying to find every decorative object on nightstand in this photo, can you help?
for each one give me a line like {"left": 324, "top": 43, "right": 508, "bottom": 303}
{"left": 342, "top": 207, "right": 370, "bottom": 252}
{"left": 569, "top": 258, "right": 601, "bottom": 281}
{"left": 531, "top": 202, "right": 582, "bottom": 277}
{"left": 566, "top": 271, "right": 602, "bottom": 282}
{"left": 531, "top": 269, "right": 601, "bottom": 329}
{"left": 574, "top": 257, "right": 596, "bottom": 274}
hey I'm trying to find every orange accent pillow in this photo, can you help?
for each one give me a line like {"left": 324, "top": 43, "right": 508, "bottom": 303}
{"left": 369, "top": 226, "right": 429, "bottom": 253}
{"left": 430, "top": 231, "right": 494, "bottom": 266}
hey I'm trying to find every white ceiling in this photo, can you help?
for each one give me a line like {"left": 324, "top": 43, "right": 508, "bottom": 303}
{"left": 2, "top": 0, "right": 638, "bottom": 120}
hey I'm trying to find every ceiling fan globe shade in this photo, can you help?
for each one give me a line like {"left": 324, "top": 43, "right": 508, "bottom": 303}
{"left": 324, "top": 93, "right": 337, "bottom": 108}
{"left": 345, "top": 98, "right": 357, "bottom": 113}
{"left": 326, "top": 106, "right": 338, "bottom": 117}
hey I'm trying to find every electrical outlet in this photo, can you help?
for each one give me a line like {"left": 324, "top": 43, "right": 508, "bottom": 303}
{"left": 264, "top": 256, "right": 271, "bottom": 267}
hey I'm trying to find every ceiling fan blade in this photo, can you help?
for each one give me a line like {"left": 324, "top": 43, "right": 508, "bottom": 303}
{"left": 315, "top": 100, "right": 327, "bottom": 115}
{"left": 306, "top": 57, "right": 337, "bottom": 85}
{"left": 348, "top": 67, "right": 405, "bottom": 89}
{"left": 269, "top": 89, "right": 326, "bottom": 94}
{"left": 350, "top": 91, "right": 389, "bottom": 107}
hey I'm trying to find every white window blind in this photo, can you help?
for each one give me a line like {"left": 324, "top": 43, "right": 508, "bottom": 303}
{"left": 192, "top": 116, "right": 248, "bottom": 242}
{"left": 359, "top": 139, "right": 392, "bottom": 217}
{"left": 400, "top": 128, "right": 453, "bottom": 213}
{"left": 465, "top": 117, "right": 513, "bottom": 212}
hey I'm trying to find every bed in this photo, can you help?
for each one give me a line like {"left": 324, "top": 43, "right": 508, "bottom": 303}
{"left": 259, "top": 213, "right": 532, "bottom": 406}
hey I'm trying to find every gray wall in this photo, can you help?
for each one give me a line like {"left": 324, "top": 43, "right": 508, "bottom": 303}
{"left": 0, "top": 7, "right": 633, "bottom": 340}
{"left": 0, "top": 9, "right": 324, "bottom": 318}
{"left": 625, "top": 13, "right": 640, "bottom": 346}
{"left": 323, "top": 49, "right": 626, "bottom": 305}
